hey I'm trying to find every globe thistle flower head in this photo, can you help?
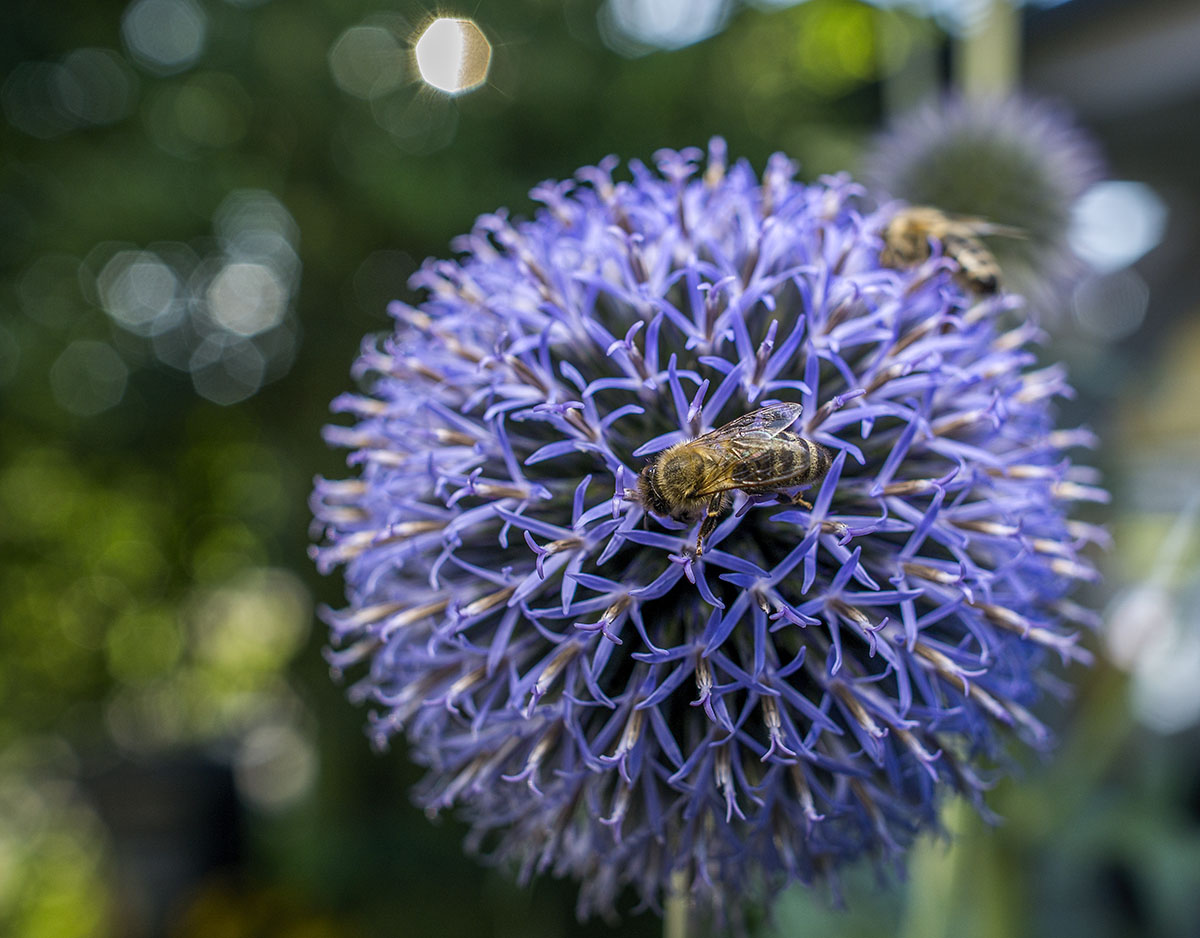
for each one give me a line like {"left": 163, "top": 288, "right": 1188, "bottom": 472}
{"left": 862, "top": 93, "right": 1105, "bottom": 316}
{"left": 311, "top": 141, "right": 1106, "bottom": 920}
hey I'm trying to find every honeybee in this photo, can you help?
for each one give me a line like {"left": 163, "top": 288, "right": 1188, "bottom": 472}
{"left": 635, "top": 402, "right": 833, "bottom": 555}
{"left": 880, "top": 205, "right": 1021, "bottom": 294}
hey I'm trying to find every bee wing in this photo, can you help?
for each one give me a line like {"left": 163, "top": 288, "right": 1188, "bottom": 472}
{"left": 675, "top": 404, "right": 805, "bottom": 499}
{"left": 972, "top": 220, "right": 1026, "bottom": 240}
{"left": 689, "top": 435, "right": 806, "bottom": 497}
{"left": 693, "top": 403, "right": 803, "bottom": 445}
{"left": 895, "top": 206, "right": 1025, "bottom": 240}
{"left": 942, "top": 213, "right": 1026, "bottom": 240}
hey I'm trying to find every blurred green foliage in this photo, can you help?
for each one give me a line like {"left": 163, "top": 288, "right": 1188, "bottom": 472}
{"left": 2, "top": 0, "right": 1198, "bottom": 936}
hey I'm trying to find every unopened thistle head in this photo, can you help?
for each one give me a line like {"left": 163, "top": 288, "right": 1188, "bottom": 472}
{"left": 863, "top": 94, "right": 1104, "bottom": 316}
{"left": 311, "top": 142, "right": 1106, "bottom": 919}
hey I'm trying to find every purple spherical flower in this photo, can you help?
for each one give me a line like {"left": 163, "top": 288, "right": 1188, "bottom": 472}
{"left": 310, "top": 142, "right": 1106, "bottom": 919}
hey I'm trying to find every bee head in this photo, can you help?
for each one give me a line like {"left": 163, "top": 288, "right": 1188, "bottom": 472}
{"left": 635, "top": 465, "right": 672, "bottom": 517}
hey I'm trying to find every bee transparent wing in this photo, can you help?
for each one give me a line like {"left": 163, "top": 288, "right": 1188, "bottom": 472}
{"left": 890, "top": 206, "right": 1025, "bottom": 241}
{"left": 969, "top": 220, "right": 1025, "bottom": 240}
{"left": 935, "top": 211, "right": 1025, "bottom": 241}
{"left": 693, "top": 403, "right": 803, "bottom": 445}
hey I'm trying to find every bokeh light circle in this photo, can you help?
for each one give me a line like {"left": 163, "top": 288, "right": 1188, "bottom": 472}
{"left": 97, "top": 251, "right": 181, "bottom": 335}
{"left": 121, "top": 0, "right": 208, "bottom": 75}
{"left": 414, "top": 18, "right": 491, "bottom": 94}
{"left": 206, "top": 262, "right": 287, "bottom": 337}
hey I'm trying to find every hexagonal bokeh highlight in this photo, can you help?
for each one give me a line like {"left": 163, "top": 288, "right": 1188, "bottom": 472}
{"left": 414, "top": 18, "right": 490, "bottom": 95}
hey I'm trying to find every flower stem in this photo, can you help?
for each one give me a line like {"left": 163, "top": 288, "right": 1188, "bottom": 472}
{"left": 664, "top": 869, "right": 692, "bottom": 938}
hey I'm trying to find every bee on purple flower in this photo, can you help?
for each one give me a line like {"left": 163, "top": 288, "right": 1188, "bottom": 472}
{"left": 311, "top": 140, "right": 1106, "bottom": 921}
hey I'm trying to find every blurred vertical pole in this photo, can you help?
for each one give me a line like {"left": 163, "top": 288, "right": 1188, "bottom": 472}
{"left": 955, "top": 0, "right": 1021, "bottom": 97}
{"left": 664, "top": 869, "right": 693, "bottom": 938}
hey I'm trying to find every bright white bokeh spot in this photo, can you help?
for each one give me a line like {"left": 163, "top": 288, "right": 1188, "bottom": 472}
{"left": 329, "top": 25, "right": 407, "bottom": 99}
{"left": 1070, "top": 180, "right": 1168, "bottom": 274}
{"left": 121, "top": 0, "right": 208, "bottom": 75}
{"left": 50, "top": 340, "right": 129, "bottom": 416}
{"left": 600, "top": 0, "right": 730, "bottom": 53}
{"left": 414, "top": 18, "right": 491, "bottom": 94}
{"left": 97, "top": 250, "right": 180, "bottom": 334}
{"left": 207, "top": 262, "right": 287, "bottom": 336}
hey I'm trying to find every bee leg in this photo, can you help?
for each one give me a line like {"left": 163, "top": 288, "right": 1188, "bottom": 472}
{"left": 785, "top": 491, "right": 814, "bottom": 510}
{"left": 694, "top": 494, "right": 727, "bottom": 555}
